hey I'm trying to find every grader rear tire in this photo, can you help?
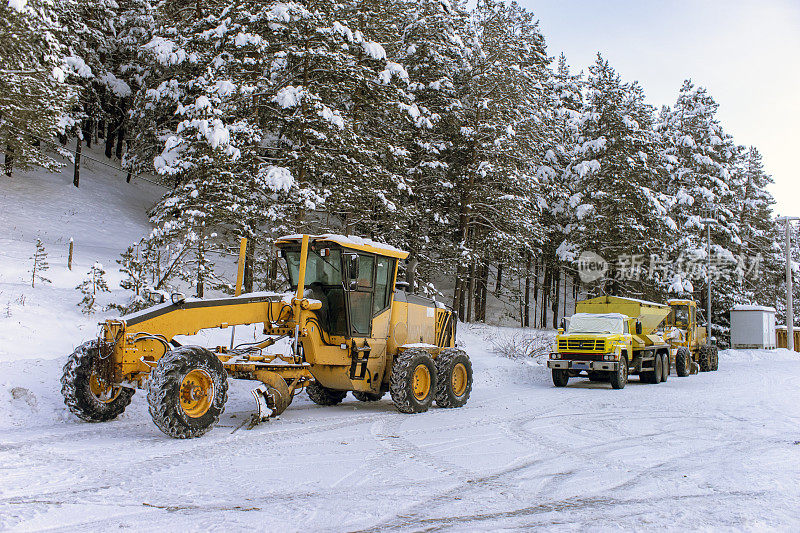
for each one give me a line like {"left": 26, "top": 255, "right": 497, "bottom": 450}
{"left": 61, "top": 340, "right": 135, "bottom": 422}
{"left": 675, "top": 347, "right": 691, "bottom": 377}
{"left": 352, "top": 391, "right": 384, "bottom": 402}
{"left": 390, "top": 348, "right": 437, "bottom": 413}
{"left": 147, "top": 346, "right": 228, "bottom": 439}
{"left": 307, "top": 381, "right": 347, "bottom": 405}
{"left": 660, "top": 352, "right": 669, "bottom": 382}
{"left": 435, "top": 348, "right": 473, "bottom": 408}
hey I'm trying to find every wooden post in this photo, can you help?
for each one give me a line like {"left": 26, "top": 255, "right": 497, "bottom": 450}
{"left": 235, "top": 237, "right": 247, "bottom": 296}
{"left": 68, "top": 238, "right": 73, "bottom": 270}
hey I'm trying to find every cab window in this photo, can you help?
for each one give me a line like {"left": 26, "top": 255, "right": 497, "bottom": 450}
{"left": 373, "top": 258, "right": 395, "bottom": 315}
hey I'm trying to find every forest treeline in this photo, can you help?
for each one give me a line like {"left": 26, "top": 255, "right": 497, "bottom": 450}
{"left": 1, "top": 0, "right": 791, "bottom": 341}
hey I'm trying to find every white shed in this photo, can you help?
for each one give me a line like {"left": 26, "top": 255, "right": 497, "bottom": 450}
{"left": 730, "top": 305, "right": 776, "bottom": 349}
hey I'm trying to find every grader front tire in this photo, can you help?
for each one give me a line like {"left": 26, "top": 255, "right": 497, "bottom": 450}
{"left": 435, "top": 348, "right": 473, "bottom": 408}
{"left": 61, "top": 340, "right": 135, "bottom": 422}
{"left": 147, "top": 346, "right": 228, "bottom": 439}
{"left": 307, "top": 382, "right": 347, "bottom": 406}
{"left": 675, "top": 347, "right": 691, "bottom": 377}
{"left": 699, "top": 345, "right": 713, "bottom": 372}
{"left": 390, "top": 349, "right": 437, "bottom": 414}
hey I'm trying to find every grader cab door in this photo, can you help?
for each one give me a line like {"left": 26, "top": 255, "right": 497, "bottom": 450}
{"left": 343, "top": 252, "right": 396, "bottom": 380}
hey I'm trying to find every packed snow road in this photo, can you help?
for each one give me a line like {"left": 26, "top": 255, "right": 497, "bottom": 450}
{"left": 1, "top": 326, "right": 799, "bottom": 532}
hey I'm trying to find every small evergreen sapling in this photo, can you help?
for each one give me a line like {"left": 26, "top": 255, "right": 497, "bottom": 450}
{"left": 30, "top": 238, "right": 51, "bottom": 287}
{"left": 77, "top": 262, "right": 110, "bottom": 315}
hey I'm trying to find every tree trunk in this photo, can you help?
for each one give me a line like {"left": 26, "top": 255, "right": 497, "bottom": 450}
{"left": 85, "top": 119, "right": 92, "bottom": 149}
{"left": 116, "top": 124, "right": 125, "bottom": 160}
{"left": 4, "top": 145, "right": 12, "bottom": 176}
{"left": 479, "top": 263, "right": 489, "bottom": 322}
{"left": 244, "top": 236, "right": 255, "bottom": 293}
{"left": 552, "top": 267, "right": 561, "bottom": 328}
{"left": 105, "top": 120, "right": 115, "bottom": 158}
{"left": 541, "top": 265, "right": 550, "bottom": 328}
{"left": 73, "top": 138, "right": 81, "bottom": 188}
{"left": 533, "top": 260, "right": 540, "bottom": 328}
{"left": 524, "top": 253, "right": 531, "bottom": 327}
{"left": 495, "top": 263, "right": 503, "bottom": 296}
{"left": 466, "top": 260, "right": 475, "bottom": 322}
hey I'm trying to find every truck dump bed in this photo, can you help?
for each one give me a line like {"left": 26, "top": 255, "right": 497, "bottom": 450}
{"left": 576, "top": 296, "right": 670, "bottom": 335}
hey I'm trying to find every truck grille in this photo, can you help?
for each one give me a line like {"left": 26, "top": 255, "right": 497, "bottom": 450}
{"left": 558, "top": 339, "right": 604, "bottom": 351}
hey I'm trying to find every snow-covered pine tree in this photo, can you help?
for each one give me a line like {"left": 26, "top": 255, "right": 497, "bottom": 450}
{"left": 129, "top": 0, "right": 310, "bottom": 296}
{"left": 563, "top": 54, "right": 675, "bottom": 300}
{"left": 450, "top": 0, "right": 553, "bottom": 320}
{"left": 733, "top": 147, "right": 783, "bottom": 308}
{"left": 55, "top": 0, "right": 121, "bottom": 149}
{"left": 0, "top": 0, "right": 75, "bottom": 175}
{"left": 658, "top": 80, "right": 743, "bottom": 340}
{"left": 30, "top": 238, "right": 51, "bottom": 287}
{"left": 230, "top": 0, "right": 414, "bottom": 238}
{"left": 389, "top": 0, "right": 472, "bottom": 292}
{"left": 77, "top": 261, "right": 110, "bottom": 314}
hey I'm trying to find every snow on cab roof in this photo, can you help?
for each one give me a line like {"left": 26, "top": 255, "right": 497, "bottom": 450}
{"left": 276, "top": 234, "right": 408, "bottom": 258}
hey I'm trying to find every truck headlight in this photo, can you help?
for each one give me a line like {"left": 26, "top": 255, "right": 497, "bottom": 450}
{"left": 604, "top": 353, "right": 619, "bottom": 361}
{"left": 550, "top": 353, "right": 560, "bottom": 360}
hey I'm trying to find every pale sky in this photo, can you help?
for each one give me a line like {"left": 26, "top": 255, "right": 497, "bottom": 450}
{"left": 521, "top": 0, "right": 800, "bottom": 217}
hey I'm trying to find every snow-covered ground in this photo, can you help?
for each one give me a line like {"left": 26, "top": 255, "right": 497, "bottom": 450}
{"left": 2, "top": 153, "right": 800, "bottom": 531}
{"left": 1, "top": 331, "right": 799, "bottom": 531}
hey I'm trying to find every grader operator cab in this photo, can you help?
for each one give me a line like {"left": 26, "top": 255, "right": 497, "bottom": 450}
{"left": 61, "top": 234, "right": 471, "bottom": 439}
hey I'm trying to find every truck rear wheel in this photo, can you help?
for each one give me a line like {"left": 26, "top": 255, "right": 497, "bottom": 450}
{"left": 307, "top": 382, "right": 347, "bottom": 405}
{"left": 660, "top": 353, "right": 669, "bottom": 382}
{"left": 552, "top": 369, "right": 569, "bottom": 387}
{"left": 610, "top": 359, "right": 628, "bottom": 389}
{"left": 390, "top": 348, "right": 437, "bottom": 413}
{"left": 641, "top": 353, "right": 662, "bottom": 384}
{"left": 147, "top": 346, "right": 228, "bottom": 439}
{"left": 675, "top": 347, "right": 691, "bottom": 377}
{"left": 62, "top": 340, "right": 135, "bottom": 422}
{"left": 435, "top": 348, "right": 473, "bottom": 408}
{"left": 699, "top": 345, "right": 713, "bottom": 372}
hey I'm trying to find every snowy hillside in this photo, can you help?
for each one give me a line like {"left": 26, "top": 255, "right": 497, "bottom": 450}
{"left": 0, "top": 147, "right": 165, "bottom": 361}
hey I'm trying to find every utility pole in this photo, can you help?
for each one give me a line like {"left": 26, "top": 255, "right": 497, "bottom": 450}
{"left": 701, "top": 216, "right": 719, "bottom": 344}
{"left": 779, "top": 217, "right": 799, "bottom": 352}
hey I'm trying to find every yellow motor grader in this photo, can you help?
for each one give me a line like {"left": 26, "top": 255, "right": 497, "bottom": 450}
{"left": 61, "top": 234, "right": 470, "bottom": 438}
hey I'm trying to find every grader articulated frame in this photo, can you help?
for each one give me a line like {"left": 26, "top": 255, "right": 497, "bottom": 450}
{"left": 61, "top": 234, "right": 470, "bottom": 438}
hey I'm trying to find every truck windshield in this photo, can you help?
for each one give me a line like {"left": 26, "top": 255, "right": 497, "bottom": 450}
{"left": 567, "top": 315, "right": 624, "bottom": 334}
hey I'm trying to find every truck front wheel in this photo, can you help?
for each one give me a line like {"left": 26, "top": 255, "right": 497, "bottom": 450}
{"left": 610, "top": 360, "right": 628, "bottom": 389}
{"left": 552, "top": 369, "right": 569, "bottom": 387}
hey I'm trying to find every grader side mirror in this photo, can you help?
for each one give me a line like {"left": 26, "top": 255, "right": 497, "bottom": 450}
{"left": 636, "top": 320, "right": 642, "bottom": 335}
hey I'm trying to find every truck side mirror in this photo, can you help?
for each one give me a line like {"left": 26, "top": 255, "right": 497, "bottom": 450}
{"left": 636, "top": 320, "right": 642, "bottom": 335}
{"left": 559, "top": 317, "right": 566, "bottom": 331}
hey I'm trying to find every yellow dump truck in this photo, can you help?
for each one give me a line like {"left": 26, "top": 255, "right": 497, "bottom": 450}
{"left": 547, "top": 296, "right": 672, "bottom": 389}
